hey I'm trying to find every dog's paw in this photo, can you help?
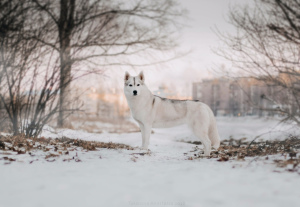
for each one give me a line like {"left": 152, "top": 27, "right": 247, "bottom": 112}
{"left": 197, "top": 151, "right": 210, "bottom": 158}
{"left": 141, "top": 145, "right": 149, "bottom": 150}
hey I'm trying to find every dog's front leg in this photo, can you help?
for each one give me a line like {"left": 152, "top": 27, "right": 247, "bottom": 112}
{"left": 142, "top": 125, "right": 152, "bottom": 150}
{"left": 138, "top": 122, "right": 146, "bottom": 148}
{"left": 139, "top": 122, "right": 151, "bottom": 150}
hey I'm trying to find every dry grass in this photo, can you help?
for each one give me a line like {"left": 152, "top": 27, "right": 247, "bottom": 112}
{"left": 0, "top": 134, "right": 134, "bottom": 154}
{"left": 185, "top": 137, "right": 300, "bottom": 173}
{"left": 0, "top": 134, "right": 134, "bottom": 164}
{"left": 1, "top": 134, "right": 300, "bottom": 173}
{"left": 185, "top": 137, "right": 300, "bottom": 158}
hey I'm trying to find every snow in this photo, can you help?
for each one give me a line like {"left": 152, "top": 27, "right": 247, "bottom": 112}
{"left": 216, "top": 116, "right": 299, "bottom": 141}
{"left": 1, "top": 117, "right": 300, "bottom": 207}
{"left": 41, "top": 116, "right": 299, "bottom": 143}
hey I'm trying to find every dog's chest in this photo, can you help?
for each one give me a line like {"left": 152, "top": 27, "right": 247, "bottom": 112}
{"left": 130, "top": 106, "right": 149, "bottom": 123}
{"left": 127, "top": 100, "right": 151, "bottom": 122}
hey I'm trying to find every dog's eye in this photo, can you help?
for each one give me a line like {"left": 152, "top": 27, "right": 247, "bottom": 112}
{"left": 137, "top": 84, "right": 140, "bottom": 86}
{"left": 129, "top": 84, "right": 132, "bottom": 87}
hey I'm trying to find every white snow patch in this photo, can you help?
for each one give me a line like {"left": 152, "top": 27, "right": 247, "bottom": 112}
{"left": 1, "top": 117, "right": 300, "bottom": 207}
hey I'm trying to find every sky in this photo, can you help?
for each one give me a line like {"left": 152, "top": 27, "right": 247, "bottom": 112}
{"left": 81, "top": 0, "right": 250, "bottom": 97}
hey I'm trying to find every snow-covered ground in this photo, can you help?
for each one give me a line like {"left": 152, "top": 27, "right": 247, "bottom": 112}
{"left": 1, "top": 117, "right": 300, "bottom": 207}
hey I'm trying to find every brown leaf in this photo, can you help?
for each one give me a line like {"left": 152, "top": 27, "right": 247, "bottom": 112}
{"left": 45, "top": 153, "right": 59, "bottom": 159}
{"left": 17, "top": 150, "right": 26, "bottom": 154}
{"left": 0, "top": 141, "right": 5, "bottom": 149}
{"left": 217, "top": 157, "right": 229, "bottom": 162}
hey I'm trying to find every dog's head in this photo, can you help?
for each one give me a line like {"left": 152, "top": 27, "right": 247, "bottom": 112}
{"left": 124, "top": 71, "right": 146, "bottom": 97}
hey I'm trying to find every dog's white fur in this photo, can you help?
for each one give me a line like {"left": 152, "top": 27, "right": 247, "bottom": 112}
{"left": 124, "top": 71, "right": 220, "bottom": 156}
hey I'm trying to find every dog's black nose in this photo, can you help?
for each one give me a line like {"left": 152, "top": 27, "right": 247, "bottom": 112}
{"left": 133, "top": 90, "right": 137, "bottom": 95}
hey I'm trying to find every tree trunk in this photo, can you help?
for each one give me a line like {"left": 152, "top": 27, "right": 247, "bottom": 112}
{"left": 57, "top": 0, "right": 75, "bottom": 127}
{"left": 12, "top": 111, "right": 19, "bottom": 135}
{"left": 57, "top": 55, "right": 71, "bottom": 127}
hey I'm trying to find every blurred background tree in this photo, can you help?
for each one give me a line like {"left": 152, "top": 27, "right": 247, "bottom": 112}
{"left": 216, "top": 0, "right": 300, "bottom": 124}
{"left": 0, "top": 0, "right": 186, "bottom": 135}
{"left": 0, "top": 0, "right": 63, "bottom": 137}
{"left": 30, "top": 0, "right": 186, "bottom": 127}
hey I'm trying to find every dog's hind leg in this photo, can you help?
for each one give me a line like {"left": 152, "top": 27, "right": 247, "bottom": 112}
{"left": 196, "top": 132, "right": 212, "bottom": 156}
{"left": 189, "top": 120, "right": 212, "bottom": 156}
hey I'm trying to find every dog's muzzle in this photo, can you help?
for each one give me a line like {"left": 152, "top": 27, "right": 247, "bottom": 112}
{"left": 133, "top": 90, "right": 137, "bottom": 96}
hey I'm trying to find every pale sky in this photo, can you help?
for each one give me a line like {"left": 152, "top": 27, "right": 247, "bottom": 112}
{"left": 80, "top": 0, "right": 250, "bottom": 97}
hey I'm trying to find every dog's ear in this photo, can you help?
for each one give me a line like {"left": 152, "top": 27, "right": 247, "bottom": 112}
{"left": 124, "top": 71, "right": 130, "bottom": 81}
{"left": 138, "top": 71, "right": 144, "bottom": 82}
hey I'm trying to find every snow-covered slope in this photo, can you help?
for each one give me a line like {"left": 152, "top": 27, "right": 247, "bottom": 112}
{"left": 1, "top": 117, "right": 300, "bottom": 207}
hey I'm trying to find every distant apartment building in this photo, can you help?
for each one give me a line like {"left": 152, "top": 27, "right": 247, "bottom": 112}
{"left": 192, "top": 78, "right": 275, "bottom": 116}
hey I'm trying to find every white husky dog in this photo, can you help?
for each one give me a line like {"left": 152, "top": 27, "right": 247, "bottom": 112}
{"left": 124, "top": 71, "right": 220, "bottom": 156}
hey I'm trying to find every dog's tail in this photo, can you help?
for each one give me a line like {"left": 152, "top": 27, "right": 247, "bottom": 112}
{"left": 209, "top": 116, "right": 220, "bottom": 150}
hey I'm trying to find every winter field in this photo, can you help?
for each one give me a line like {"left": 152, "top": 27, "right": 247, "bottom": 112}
{"left": 1, "top": 117, "right": 300, "bottom": 207}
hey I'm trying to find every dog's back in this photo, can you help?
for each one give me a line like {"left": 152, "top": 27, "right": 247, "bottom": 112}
{"left": 152, "top": 96, "right": 220, "bottom": 150}
{"left": 152, "top": 96, "right": 188, "bottom": 128}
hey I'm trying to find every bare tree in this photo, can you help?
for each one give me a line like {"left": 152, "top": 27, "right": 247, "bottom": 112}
{"left": 29, "top": 0, "right": 186, "bottom": 127}
{"left": 0, "top": 0, "right": 77, "bottom": 137}
{"left": 216, "top": 0, "right": 300, "bottom": 124}
{"left": 0, "top": 0, "right": 33, "bottom": 135}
